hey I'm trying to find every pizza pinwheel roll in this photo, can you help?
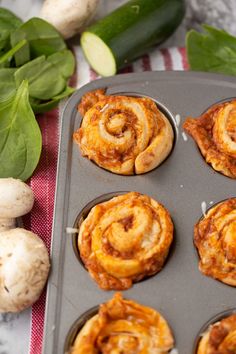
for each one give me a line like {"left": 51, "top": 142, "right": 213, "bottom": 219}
{"left": 197, "top": 313, "right": 236, "bottom": 354}
{"left": 183, "top": 100, "right": 236, "bottom": 178}
{"left": 70, "top": 293, "right": 174, "bottom": 354}
{"left": 74, "top": 90, "right": 174, "bottom": 175}
{"left": 78, "top": 192, "right": 174, "bottom": 290}
{"left": 194, "top": 198, "right": 236, "bottom": 286}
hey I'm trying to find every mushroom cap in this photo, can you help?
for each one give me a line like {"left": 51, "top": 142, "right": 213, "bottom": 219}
{"left": 0, "top": 228, "right": 50, "bottom": 313}
{"left": 0, "top": 178, "right": 34, "bottom": 218}
{"left": 40, "top": 0, "right": 99, "bottom": 39}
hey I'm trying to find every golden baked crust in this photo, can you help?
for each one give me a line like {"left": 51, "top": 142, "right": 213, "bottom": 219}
{"left": 70, "top": 293, "right": 174, "bottom": 354}
{"left": 78, "top": 192, "right": 174, "bottom": 290}
{"left": 197, "top": 314, "right": 236, "bottom": 354}
{"left": 194, "top": 198, "right": 236, "bottom": 286}
{"left": 183, "top": 100, "right": 236, "bottom": 178}
{"left": 74, "top": 90, "right": 174, "bottom": 175}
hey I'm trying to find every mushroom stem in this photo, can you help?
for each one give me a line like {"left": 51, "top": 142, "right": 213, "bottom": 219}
{"left": 0, "top": 218, "right": 16, "bottom": 232}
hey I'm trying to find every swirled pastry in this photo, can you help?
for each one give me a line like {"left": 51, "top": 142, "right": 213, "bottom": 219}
{"left": 78, "top": 192, "right": 173, "bottom": 290}
{"left": 197, "top": 314, "right": 236, "bottom": 354}
{"left": 194, "top": 198, "right": 236, "bottom": 286}
{"left": 74, "top": 89, "right": 174, "bottom": 175}
{"left": 70, "top": 293, "right": 174, "bottom": 354}
{"left": 183, "top": 100, "right": 236, "bottom": 178}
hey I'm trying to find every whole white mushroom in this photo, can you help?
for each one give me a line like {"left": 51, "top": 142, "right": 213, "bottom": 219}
{"left": 0, "top": 228, "right": 50, "bottom": 313}
{"left": 40, "top": 0, "right": 99, "bottom": 39}
{"left": 0, "top": 178, "right": 34, "bottom": 219}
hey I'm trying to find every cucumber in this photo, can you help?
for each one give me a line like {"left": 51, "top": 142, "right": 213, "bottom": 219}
{"left": 81, "top": 0, "right": 185, "bottom": 77}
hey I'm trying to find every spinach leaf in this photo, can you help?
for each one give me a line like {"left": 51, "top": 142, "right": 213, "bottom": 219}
{"left": 10, "top": 30, "right": 30, "bottom": 67}
{"left": 11, "top": 17, "right": 66, "bottom": 66}
{"left": 47, "top": 50, "right": 75, "bottom": 78}
{"left": 187, "top": 25, "right": 236, "bottom": 75}
{"left": 0, "top": 8, "right": 22, "bottom": 30}
{"left": 0, "top": 68, "right": 16, "bottom": 99}
{"left": 0, "top": 8, "right": 22, "bottom": 53}
{"left": 30, "top": 86, "right": 75, "bottom": 113}
{"left": 0, "top": 30, "right": 10, "bottom": 53}
{"left": 0, "top": 39, "right": 27, "bottom": 66}
{"left": 14, "top": 50, "right": 75, "bottom": 100}
{"left": 0, "top": 80, "right": 42, "bottom": 181}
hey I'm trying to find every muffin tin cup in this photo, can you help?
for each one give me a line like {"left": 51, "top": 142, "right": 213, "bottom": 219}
{"left": 72, "top": 191, "right": 176, "bottom": 283}
{"left": 193, "top": 308, "right": 236, "bottom": 353}
{"left": 64, "top": 306, "right": 98, "bottom": 354}
{"left": 77, "top": 93, "right": 177, "bottom": 176}
{"left": 193, "top": 197, "right": 236, "bottom": 264}
{"left": 42, "top": 71, "right": 236, "bottom": 354}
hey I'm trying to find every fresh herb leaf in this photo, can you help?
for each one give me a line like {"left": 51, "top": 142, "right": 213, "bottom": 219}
{"left": 0, "top": 80, "right": 42, "bottom": 181}
{"left": 30, "top": 86, "right": 75, "bottom": 113}
{"left": 187, "top": 24, "right": 236, "bottom": 75}
{"left": 14, "top": 50, "right": 75, "bottom": 100}
{"left": 11, "top": 17, "right": 66, "bottom": 65}
{"left": 0, "top": 68, "right": 16, "bottom": 99}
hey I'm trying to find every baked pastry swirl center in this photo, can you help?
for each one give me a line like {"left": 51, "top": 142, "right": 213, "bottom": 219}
{"left": 213, "top": 103, "right": 236, "bottom": 158}
{"left": 183, "top": 100, "right": 236, "bottom": 178}
{"left": 197, "top": 314, "right": 236, "bottom": 354}
{"left": 74, "top": 89, "right": 174, "bottom": 175}
{"left": 70, "top": 293, "right": 174, "bottom": 354}
{"left": 78, "top": 192, "right": 173, "bottom": 290}
{"left": 194, "top": 198, "right": 236, "bottom": 286}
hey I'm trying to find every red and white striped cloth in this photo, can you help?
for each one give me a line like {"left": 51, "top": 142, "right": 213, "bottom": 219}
{"left": 25, "top": 46, "right": 188, "bottom": 354}
{"left": 76, "top": 46, "right": 188, "bottom": 85}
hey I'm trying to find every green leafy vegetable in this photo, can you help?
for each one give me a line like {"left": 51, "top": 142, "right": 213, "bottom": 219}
{"left": 187, "top": 24, "right": 236, "bottom": 75}
{"left": 0, "top": 29, "right": 11, "bottom": 53}
{"left": 47, "top": 50, "right": 75, "bottom": 78}
{"left": 0, "top": 8, "right": 22, "bottom": 52}
{"left": 14, "top": 50, "right": 75, "bottom": 100}
{"left": 11, "top": 17, "right": 66, "bottom": 65}
{"left": 10, "top": 30, "right": 30, "bottom": 66}
{"left": 30, "top": 86, "right": 75, "bottom": 113}
{"left": 0, "top": 7, "right": 76, "bottom": 180}
{"left": 0, "top": 39, "right": 27, "bottom": 66}
{"left": 0, "top": 80, "right": 42, "bottom": 181}
{"left": 0, "top": 68, "right": 16, "bottom": 99}
{"left": 0, "top": 8, "right": 22, "bottom": 30}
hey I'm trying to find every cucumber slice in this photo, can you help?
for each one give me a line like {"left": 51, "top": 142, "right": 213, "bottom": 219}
{"left": 81, "top": 32, "right": 116, "bottom": 77}
{"left": 81, "top": 0, "right": 185, "bottom": 76}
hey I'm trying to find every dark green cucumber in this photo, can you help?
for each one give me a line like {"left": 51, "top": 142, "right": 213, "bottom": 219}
{"left": 81, "top": 0, "right": 185, "bottom": 76}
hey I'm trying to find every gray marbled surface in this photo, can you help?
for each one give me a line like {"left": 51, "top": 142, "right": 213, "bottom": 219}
{"left": 0, "top": 0, "right": 235, "bottom": 353}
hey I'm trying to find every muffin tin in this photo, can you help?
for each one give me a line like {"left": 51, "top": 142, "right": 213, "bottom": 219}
{"left": 42, "top": 71, "right": 236, "bottom": 354}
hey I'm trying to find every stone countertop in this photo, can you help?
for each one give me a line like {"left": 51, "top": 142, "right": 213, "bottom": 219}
{"left": 0, "top": 0, "right": 235, "bottom": 353}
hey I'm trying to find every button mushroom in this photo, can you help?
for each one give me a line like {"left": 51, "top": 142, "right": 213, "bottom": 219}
{"left": 0, "top": 178, "right": 34, "bottom": 232}
{"left": 0, "top": 178, "right": 50, "bottom": 312}
{"left": 0, "top": 228, "right": 50, "bottom": 313}
{"left": 40, "top": 0, "right": 99, "bottom": 39}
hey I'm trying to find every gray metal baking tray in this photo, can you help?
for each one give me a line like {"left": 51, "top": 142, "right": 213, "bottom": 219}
{"left": 42, "top": 71, "right": 236, "bottom": 354}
